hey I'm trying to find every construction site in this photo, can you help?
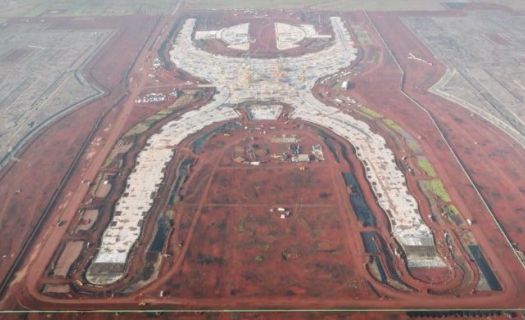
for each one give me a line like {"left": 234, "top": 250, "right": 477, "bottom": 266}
{"left": 1, "top": 1, "right": 525, "bottom": 318}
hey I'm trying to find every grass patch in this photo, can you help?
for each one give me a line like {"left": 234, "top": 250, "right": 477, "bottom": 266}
{"left": 417, "top": 157, "right": 436, "bottom": 177}
{"left": 422, "top": 179, "right": 451, "bottom": 203}
{"left": 124, "top": 122, "right": 150, "bottom": 137}
{"left": 123, "top": 94, "right": 193, "bottom": 138}
{"left": 123, "top": 108, "right": 172, "bottom": 138}
{"left": 447, "top": 204, "right": 460, "bottom": 216}
{"left": 383, "top": 118, "right": 401, "bottom": 131}
{"left": 406, "top": 138, "right": 421, "bottom": 153}
{"left": 444, "top": 204, "right": 463, "bottom": 226}
{"left": 359, "top": 107, "right": 382, "bottom": 119}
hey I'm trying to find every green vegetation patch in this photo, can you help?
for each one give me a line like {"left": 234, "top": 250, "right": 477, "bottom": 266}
{"left": 444, "top": 204, "right": 463, "bottom": 226}
{"left": 417, "top": 157, "right": 436, "bottom": 177}
{"left": 359, "top": 107, "right": 382, "bottom": 119}
{"left": 124, "top": 109, "right": 172, "bottom": 138}
{"left": 405, "top": 138, "right": 421, "bottom": 154}
{"left": 422, "top": 179, "right": 451, "bottom": 203}
{"left": 124, "top": 94, "right": 192, "bottom": 138}
{"left": 383, "top": 118, "right": 402, "bottom": 131}
{"left": 364, "top": 110, "right": 422, "bottom": 154}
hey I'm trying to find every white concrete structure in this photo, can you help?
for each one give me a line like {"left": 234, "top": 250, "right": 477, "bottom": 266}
{"left": 135, "top": 92, "right": 166, "bottom": 104}
{"left": 89, "top": 16, "right": 443, "bottom": 285}
{"left": 86, "top": 88, "right": 238, "bottom": 284}
{"left": 275, "top": 22, "right": 331, "bottom": 50}
{"left": 312, "top": 144, "right": 324, "bottom": 161}
{"left": 272, "top": 134, "right": 298, "bottom": 144}
{"left": 195, "top": 23, "right": 250, "bottom": 51}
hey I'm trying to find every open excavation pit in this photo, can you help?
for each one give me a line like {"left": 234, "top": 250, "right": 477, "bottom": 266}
{"left": 86, "top": 15, "right": 444, "bottom": 286}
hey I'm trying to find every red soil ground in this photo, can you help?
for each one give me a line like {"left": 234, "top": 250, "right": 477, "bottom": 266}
{"left": 374, "top": 11, "right": 525, "bottom": 252}
{"left": 3, "top": 311, "right": 445, "bottom": 320}
{"left": 143, "top": 127, "right": 376, "bottom": 301}
{"left": 333, "top": 9, "right": 525, "bottom": 306}
{"left": 3, "top": 5, "right": 525, "bottom": 314}
{"left": 15, "top": 114, "right": 509, "bottom": 310}
{"left": 374, "top": 7, "right": 525, "bottom": 271}
{"left": 249, "top": 18, "right": 277, "bottom": 53}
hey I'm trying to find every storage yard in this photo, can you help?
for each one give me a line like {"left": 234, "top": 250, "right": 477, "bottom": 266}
{"left": 1, "top": 2, "right": 525, "bottom": 316}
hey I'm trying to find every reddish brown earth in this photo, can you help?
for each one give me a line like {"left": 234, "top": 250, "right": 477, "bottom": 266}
{"left": 330, "top": 9, "right": 525, "bottom": 306}
{"left": 52, "top": 241, "right": 84, "bottom": 277}
{"left": 377, "top": 13, "right": 525, "bottom": 246}
{"left": 0, "top": 311, "right": 436, "bottom": 320}
{"left": 140, "top": 125, "right": 377, "bottom": 302}
{"left": 370, "top": 8, "right": 525, "bottom": 281}
{"left": 13, "top": 311, "right": 523, "bottom": 320}
{"left": 2, "top": 5, "right": 525, "bottom": 315}
{"left": 11, "top": 117, "right": 472, "bottom": 309}
{"left": 249, "top": 18, "right": 277, "bottom": 53}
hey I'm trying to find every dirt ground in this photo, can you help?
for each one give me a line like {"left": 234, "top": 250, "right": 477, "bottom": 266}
{"left": 52, "top": 241, "right": 84, "bottom": 277}
{"left": 370, "top": 10, "right": 525, "bottom": 253}
{"left": 2, "top": 4, "right": 525, "bottom": 313}
{"left": 334, "top": 8, "right": 525, "bottom": 306}
{"left": 140, "top": 126, "right": 376, "bottom": 301}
